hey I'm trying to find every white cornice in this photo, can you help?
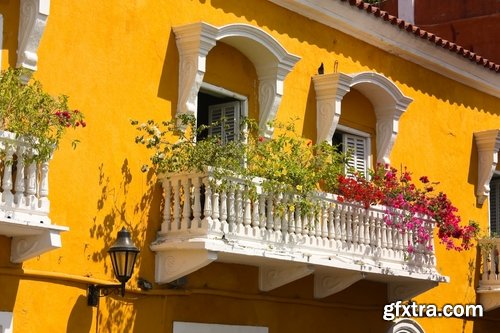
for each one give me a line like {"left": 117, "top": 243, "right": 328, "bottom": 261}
{"left": 269, "top": 0, "right": 499, "bottom": 98}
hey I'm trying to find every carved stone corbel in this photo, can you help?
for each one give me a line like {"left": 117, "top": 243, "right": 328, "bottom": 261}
{"left": 474, "top": 129, "right": 500, "bottom": 205}
{"left": 17, "top": 0, "right": 51, "bottom": 74}
{"left": 312, "top": 73, "right": 352, "bottom": 144}
{"left": 259, "top": 264, "right": 314, "bottom": 291}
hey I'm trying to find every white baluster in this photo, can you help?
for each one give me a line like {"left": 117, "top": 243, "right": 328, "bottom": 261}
{"left": 161, "top": 180, "right": 171, "bottom": 233}
{"left": 375, "top": 214, "right": 382, "bottom": 248}
{"left": 380, "top": 215, "right": 390, "bottom": 249}
{"left": 202, "top": 178, "right": 213, "bottom": 229}
{"left": 295, "top": 205, "right": 302, "bottom": 235}
{"left": 321, "top": 202, "right": 328, "bottom": 239}
{"left": 14, "top": 145, "right": 26, "bottom": 206}
{"left": 235, "top": 186, "right": 243, "bottom": 229}
{"left": 259, "top": 193, "right": 266, "bottom": 230}
{"left": 25, "top": 158, "right": 37, "bottom": 208}
{"left": 346, "top": 207, "right": 353, "bottom": 243}
{"left": 228, "top": 188, "right": 235, "bottom": 232}
{"left": 364, "top": 213, "right": 371, "bottom": 246}
{"left": 192, "top": 176, "right": 202, "bottom": 228}
{"left": 340, "top": 205, "right": 347, "bottom": 242}
{"left": 2, "top": 145, "right": 15, "bottom": 206}
{"left": 352, "top": 209, "right": 360, "bottom": 244}
{"left": 333, "top": 205, "right": 341, "bottom": 241}
{"left": 252, "top": 195, "right": 260, "bottom": 230}
{"left": 288, "top": 196, "right": 296, "bottom": 235}
{"left": 181, "top": 177, "right": 191, "bottom": 229}
{"left": 266, "top": 194, "right": 274, "bottom": 231}
{"left": 327, "top": 203, "right": 334, "bottom": 239}
{"left": 211, "top": 186, "right": 220, "bottom": 232}
{"left": 243, "top": 189, "right": 252, "bottom": 230}
{"left": 220, "top": 190, "right": 228, "bottom": 232}
{"left": 172, "top": 179, "right": 181, "bottom": 230}
{"left": 302, "top": 213, "right": 309, "bottom": 237}
{"left": 281, "top": 193, "right": 288, "bottom": 238}
{"left": 274, "top": 193, "right": 282, "bottom": 234}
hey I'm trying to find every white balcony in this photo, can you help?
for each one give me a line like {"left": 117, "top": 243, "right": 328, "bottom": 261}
{"left": 477, "top": 237, "right": 500, "bottom": 311}
{"left": 0, "top": 130, "right": 68, "bottom": 263}
{"left": 151, "top": 169, "right": 447, "bottom": 300}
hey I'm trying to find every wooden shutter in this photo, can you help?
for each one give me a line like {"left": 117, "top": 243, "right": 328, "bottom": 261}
{"left": 208, "top": 101, "right": 240, "bottom": 144}
{"left": 490, "top": 178, "right": 500, "bottom": 235}
{"left": 343, "top": 133, "right": 367, "bottom": 177}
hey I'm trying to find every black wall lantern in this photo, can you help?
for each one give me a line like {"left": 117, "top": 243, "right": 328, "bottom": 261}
{"left": 87, "top": 227, "right": 140, "bottom": 307}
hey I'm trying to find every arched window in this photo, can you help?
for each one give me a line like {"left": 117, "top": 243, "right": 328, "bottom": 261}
{"left": 173, "top": 22, "right": 300, "bottom": 139}
{"left": 313, "top": 71, "right": 412, "bottom": 169}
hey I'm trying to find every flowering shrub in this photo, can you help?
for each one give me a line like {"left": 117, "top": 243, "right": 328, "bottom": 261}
{"left": 0, "top": 68, "right": 85, "bottom": 162}
{"left": 132, "top": 114, "right": 347, "bottom": 214}
{"left": 337, "top": 164, "right": 478, "bottom": 252}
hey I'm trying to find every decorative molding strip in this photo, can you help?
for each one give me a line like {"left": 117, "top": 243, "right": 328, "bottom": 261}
{"left": 314, "top": 71, "right": 412, "bottom": 164}
{"left": 17, "top": 0, "right": 50, "bottom": 72}
{"left": 474, "top": 129, "right": 500, "bottom": 205}
{"left": 173, "top": 22, "right": 300, "bottom": 138}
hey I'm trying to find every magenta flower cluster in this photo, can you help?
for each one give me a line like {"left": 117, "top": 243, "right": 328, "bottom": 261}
{"left": 337, "top": 164, "right": 477, "bottom": 252}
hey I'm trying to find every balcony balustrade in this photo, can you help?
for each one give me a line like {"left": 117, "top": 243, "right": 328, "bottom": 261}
{"left": 477, "top": 237, "right": 500, "bottom": 311}
{"left": 151, "top": 169, "right": 447, "bottom": 300}
{"left": 0, "top": 130, "right": 68, "bottom": 262}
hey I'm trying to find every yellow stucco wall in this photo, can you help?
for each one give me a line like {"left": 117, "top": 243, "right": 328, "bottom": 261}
{"left": 0, "top": 0, "right": 499, "bottom": 332}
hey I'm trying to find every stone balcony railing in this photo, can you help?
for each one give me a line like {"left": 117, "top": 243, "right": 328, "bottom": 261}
{"left": 0, "top": 130, "right": 68, "bottom": 263}
{"left": 477, "top": 237, "right": 500, "bottom": 311}
{"left": 151, "top": 169, "right": 447, "bottom": 300}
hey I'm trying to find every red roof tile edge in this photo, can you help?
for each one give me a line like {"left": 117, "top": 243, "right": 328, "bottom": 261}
{"left": 340, "top": 0, "right": 500, "bottom": 73}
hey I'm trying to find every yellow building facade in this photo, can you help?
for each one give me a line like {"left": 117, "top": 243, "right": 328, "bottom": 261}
{"left": 0, "top": 0, "right": 499, "bottom": 332}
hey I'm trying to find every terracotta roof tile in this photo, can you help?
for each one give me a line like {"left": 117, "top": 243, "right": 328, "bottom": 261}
{"left": 338, "top": 0, "right": 500, "bottom": 73}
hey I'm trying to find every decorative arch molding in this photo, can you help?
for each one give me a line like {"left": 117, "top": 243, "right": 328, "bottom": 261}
{"left": 173, "top": 22, "right": 300, "bottom": 138}
{"left": 387, "top": 319, "right": 425, "bottom": 333}
{"left": 313, "top": 72, "right": 412, "bottom": 165}
{"left": 474, "top": 129, "right": 500, "bottom": 205}
{"left": 17, "top": 0, "right": 50, "bottom": 73}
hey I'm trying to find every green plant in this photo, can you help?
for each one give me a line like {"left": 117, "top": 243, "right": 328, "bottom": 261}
{"left": 0, "top": 67, "right": 85, "bottom": 162}
{"left": 132, "top": 114, "right": 347, "bottom": 214}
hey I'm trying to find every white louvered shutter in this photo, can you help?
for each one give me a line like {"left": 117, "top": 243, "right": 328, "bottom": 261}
{"left": 343, "top": 133, "right": 367, "bottom": 177}
{"left": 490, "top": 178, "right": 500, "bottom": 235}
{"left": 208, "top": 101, "right": 240, "bottom": 144}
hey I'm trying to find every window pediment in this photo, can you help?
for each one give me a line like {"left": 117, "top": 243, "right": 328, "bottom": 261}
{"left": 313, "top": 71, "right": 413, "bottom": 165}
{"left": 173, "top": 22, "right": 300, "bottom": 138}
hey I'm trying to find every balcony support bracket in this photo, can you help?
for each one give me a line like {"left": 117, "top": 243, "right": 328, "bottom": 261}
{"left": 259, "top": 264, "right": 314, "bottom": 292}
{"left": 314, "top": 270, "right": 363, "bottom": 298}
{"left": 154, "top": 248, "right": 217, "bottom": 284}
{"left": 388, "top": 280, "right": 439, "bottom": 302}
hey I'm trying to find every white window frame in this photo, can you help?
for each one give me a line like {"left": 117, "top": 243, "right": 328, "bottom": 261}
{"left": 173, "top": 322, "right": 268, "bottom": 333}
{"left": 335, "top": 124, "right": 371, "bottom": 177}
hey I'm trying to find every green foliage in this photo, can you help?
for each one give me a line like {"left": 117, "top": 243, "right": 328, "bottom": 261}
{"left": 0, "top": 67, "right": 85, "bottom": 162}
{"left": 132, "top": 114, "right": 348, "bottom": 214}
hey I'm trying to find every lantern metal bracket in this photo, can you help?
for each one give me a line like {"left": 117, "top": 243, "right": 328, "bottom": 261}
{"left": 87, "top": 283, "right": 124, "bottom": 307}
